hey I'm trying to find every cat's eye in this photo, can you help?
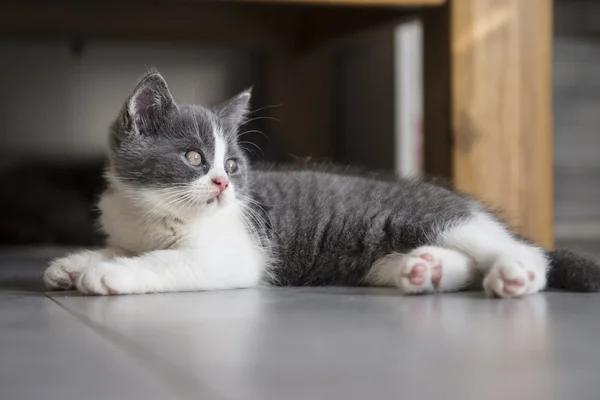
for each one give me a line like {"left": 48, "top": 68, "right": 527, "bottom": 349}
{"left": 225, "top": 159, "right": 238, "bottom": 173}
{"left": 185, "top": 151, "right": 202, "bottom": 166}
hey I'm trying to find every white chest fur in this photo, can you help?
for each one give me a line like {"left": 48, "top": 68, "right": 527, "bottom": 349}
{"left": 98, "top": 190, "right": 263, "bottom": 260}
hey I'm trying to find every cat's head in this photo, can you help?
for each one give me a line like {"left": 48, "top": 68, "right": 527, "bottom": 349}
{"left": 107, "top": 69, "right": 252, "bottom": 218}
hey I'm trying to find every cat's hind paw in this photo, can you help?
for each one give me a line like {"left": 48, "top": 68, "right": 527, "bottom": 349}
{"left": 396, "top": 248, "right": 443, "bottom": 294}
{"left": 395, "top": 247, "right": 446, "bottom": 294}
{"left": 483, "top": 254, "right": 547, "bottom": 298}
{"left": 372, "top": 246, "right": 475, "bottom": 295}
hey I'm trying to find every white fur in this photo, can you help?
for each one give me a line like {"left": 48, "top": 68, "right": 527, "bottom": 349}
{"left": 74, "top": 204, "right": 265, "bottom": 295}
{"left": 367, "top": 212, "right": 549, "bottom": 298}
{"left": 44, "top": 128, "right": 267, "bottom": 295}
{"left": 210, "top": 125, "right": 227, "bottom": 178}
{"left": 43, "top": 248, "right": 123, "bottom": 290}
{"left": 438, "top": 212, "right": 548, "bottom": 298}
{"left": 366, "top": 246, "right": 477, "bottom": 294}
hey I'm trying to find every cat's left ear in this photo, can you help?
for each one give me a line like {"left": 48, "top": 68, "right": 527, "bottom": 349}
{"left": 214, "top": 88, "right": 252, "bottom": 132}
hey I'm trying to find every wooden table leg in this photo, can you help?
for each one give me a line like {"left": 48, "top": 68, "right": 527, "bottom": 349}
{"left": 424, "top": 0, "right": 553, "bottom": 248}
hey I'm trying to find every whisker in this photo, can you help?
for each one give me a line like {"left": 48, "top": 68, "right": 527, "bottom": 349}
{"left": 237, "top": 196, "right": 276, "bottom": 234}
{"left": 245, "top": 104, "right": 283, "bottom": 117}
{"left": 239, "top": 141, "right": 264, "bottom": 157}
{"left": 237, "top": 129, "right": 269, "bottom": 141}
{"left": 244, "top": 115, "right": 280, "bottom": 124}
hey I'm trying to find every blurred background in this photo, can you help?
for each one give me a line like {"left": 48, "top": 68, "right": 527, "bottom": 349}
{"left": 0, "top": 0, "right": 597, "bottom": 254}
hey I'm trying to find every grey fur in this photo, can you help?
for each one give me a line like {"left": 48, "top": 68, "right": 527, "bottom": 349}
{"left": 109, "top": 70, "right": 250, "bottom": 191}
{"left": 108, "top": 70, "right": 600, "bottom": 292}
{"left": 547, "top": 249, "right": 600, "bottom": 291}
{"left": 249, "top": 165, "right": 475, "bottom": 286}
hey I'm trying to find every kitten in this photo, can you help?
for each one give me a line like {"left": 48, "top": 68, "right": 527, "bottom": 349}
{"left": 44, "top": 70, "right": 600, "bottom": 298}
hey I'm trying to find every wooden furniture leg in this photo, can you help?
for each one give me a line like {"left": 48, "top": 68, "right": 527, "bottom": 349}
{"left": 424, "top": 0, "right": 553, "bottom": 248}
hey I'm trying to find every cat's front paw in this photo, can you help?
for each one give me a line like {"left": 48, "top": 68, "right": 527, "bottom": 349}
{"left": 44, "top": 252, "right": 102, "bottom": 290}
{"left": 483, "top": 255, "right": 547, "bottom": 298}
{"left": 76, "top": 262, "right": 143, "bottom": 295}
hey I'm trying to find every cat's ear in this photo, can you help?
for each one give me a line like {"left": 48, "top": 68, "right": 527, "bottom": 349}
{"left": 124, "top": 70, "right": 177, "bottom": 135}
{"left": 214, "top": 88, "right": 252, "bottom": 132}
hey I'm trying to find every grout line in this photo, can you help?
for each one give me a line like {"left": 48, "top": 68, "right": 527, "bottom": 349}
{"left": 45, "top": 293, "right": 232, "bottom": 400}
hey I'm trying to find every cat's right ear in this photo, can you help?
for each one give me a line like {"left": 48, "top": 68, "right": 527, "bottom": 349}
{"left": 123, "top": 70, "right": 177, "bottom": 135}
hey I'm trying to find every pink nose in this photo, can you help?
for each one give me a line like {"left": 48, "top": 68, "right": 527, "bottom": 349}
{"left": 212, "top": 177, "right": 229, "bottom": 192}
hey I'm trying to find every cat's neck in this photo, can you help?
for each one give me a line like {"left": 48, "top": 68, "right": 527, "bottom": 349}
{"left": 98, "top": 182, "right": 249, "bottom": 255}
{"left": 98, "top": 185, "right": 183, "bottom": 253}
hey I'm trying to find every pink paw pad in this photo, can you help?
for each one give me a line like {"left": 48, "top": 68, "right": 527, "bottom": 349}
{"left": 405, "top": 253, "right": 443, "bottom": 288}
{"left": 499, "top": 269, "right": 531, "bottom": 295}
{"left": 69, "top": 272, "right": 79, "bottom": 281}
{"left": 409, "top": 264, "right": 426, "bottom": 285}
{"left": 419, "top": 253, "right": 443, "bottom": 287}
{"left": 420, "top": 253, "right": 434, "bottom": 262}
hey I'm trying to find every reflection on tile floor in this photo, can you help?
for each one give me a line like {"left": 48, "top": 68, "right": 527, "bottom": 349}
{"left": 1, "top": 246, "right": 600, "bottom": 400}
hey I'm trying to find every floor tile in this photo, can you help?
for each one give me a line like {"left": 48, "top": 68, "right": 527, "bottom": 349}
{"left": 50, "top": 288, "right": 600, "bottom": 400}
{"left": 0, "top": 291, "right": 178, "bottom": 400}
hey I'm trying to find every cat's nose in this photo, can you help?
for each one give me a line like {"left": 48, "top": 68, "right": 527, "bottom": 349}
{"left": 212, "top": 176, "right": 229, "bottom": 192}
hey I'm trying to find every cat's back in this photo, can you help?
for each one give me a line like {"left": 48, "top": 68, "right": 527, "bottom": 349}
{"left": 249, "top": 164, "right": 474, "bottom": 215}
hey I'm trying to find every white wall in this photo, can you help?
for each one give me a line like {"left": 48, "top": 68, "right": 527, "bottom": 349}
{"left": 0, "top": 41, "right": 255, "bottom": 162}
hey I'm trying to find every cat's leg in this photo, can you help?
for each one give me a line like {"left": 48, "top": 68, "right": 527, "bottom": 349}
{"left": 44, "top": 248, "right": 122, "bottom": 290}
{"left": 75, "top": 247, "right": 264, "bottom": 295}
{"left": 366, "top": 246, "right": 478, "bottom": 294}
{"left": 437, "top": 211, "right": 548, "bottom": 298}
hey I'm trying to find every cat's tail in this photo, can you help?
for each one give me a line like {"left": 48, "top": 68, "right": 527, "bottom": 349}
{"left": 546, "top": 249, "right": 600, "bottom": 291}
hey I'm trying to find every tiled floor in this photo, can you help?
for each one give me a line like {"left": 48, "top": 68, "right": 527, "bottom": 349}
{"left": 2, "top": 248, "right": 600, "bottom": 400}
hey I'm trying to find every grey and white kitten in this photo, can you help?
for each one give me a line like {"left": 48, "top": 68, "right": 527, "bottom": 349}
{"left": 44, "top": 70, "right": 600, "bottom": 298}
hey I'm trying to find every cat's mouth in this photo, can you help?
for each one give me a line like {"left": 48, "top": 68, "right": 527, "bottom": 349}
{"left": 206, "top": 194, "right": 223, "bottom": 205}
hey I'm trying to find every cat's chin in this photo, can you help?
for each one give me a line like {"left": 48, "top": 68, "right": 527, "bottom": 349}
{"left": 138, "top": 192, "right": 234, "bottom": 221}
{"left": 145, "top": 198, "right": 214, "bottom": 220}
{"left": 206, "top": 191, "right": 237, "bottom": 207}
{"left": 206, "top": 194, "right": 222, "bottom": 205}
